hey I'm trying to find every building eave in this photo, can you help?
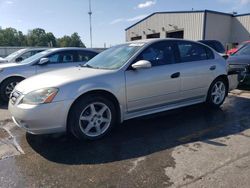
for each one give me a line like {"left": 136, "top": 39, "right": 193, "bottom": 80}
{"left": 125, "top": 9, "right": 237, "bottom": 31}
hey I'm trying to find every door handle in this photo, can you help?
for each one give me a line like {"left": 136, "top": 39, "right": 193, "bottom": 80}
{"left": 210, "top": 65, "right": 216, "bottom": 71}
{"left": 171, "top": 72, "right": 180, "bottom": 79}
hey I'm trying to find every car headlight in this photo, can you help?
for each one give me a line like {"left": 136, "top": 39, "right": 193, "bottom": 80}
{"left": 21, "top": 88, "right": 59, "bottom": 105}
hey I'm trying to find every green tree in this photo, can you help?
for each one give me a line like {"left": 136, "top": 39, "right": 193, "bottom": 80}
{"left": 0, "top": 27, "right": 86, "bottom": 47}
{"left": 0, "top": 28, "right": 19, "bottom": 46}
{"left": 57, "top": 33, "right": 85, "bottom": 47}
{"left": 27, "top": 28, "right": 48, "bottom": 46}
{"left": 17, "top": 31, "right": 27, "bottom": 46}
{"left": 70, "top": 32, "right": 85, "bottom": 47}
{"left": 57, "top": 35, "right": 72, "bottom": 47}
{"left": 46, "top": 32, "right": 57, "bottom": 47}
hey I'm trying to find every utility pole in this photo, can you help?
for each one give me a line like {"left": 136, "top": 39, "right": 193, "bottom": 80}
{"left": 88, "top": 0, "right": 93, "bottom": 48}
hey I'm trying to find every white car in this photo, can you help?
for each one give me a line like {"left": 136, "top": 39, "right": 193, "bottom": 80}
{"left": 0, "top": 48, "right": 98, "bottom": 102}
{"left": 0, "top": 48, "right": 47, "bottom": 63}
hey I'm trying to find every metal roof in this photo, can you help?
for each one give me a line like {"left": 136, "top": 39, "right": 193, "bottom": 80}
{"left": 125, "top": 9, "right": 250, "bottom": 31}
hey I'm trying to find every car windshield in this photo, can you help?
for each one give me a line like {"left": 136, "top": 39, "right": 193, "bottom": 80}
{"left": 83, "top": 43, "right": 144, "bottom": 70}
{"left": 18, "top": 49, "right": 53, "bottom": 64}
{"left": 5, "top": 49, "right": 26, "bottom": 62}
{"left": 233, "top": 44, "right": 250, "bottom": 56}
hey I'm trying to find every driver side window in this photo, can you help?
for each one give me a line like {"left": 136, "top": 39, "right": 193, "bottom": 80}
{"left": 46, "top": 51, "right": 76, "bottom": 64}
{"left": 135, "top": 41, "right": 176, "bottom": 67}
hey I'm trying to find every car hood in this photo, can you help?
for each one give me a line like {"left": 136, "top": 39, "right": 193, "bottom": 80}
{"left": 227, "top": 56, "right": 250, "bottom": 65}
{"left": 15, "top": 66, "right": 114, "bottom": 94}
{"left": 0, "top": 62, "right": 22, "bottom": 68}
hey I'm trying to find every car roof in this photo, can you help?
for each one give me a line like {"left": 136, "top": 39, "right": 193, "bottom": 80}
{"left": 20, "top": 47, "right": 49, "bottom": 51}
{"left": 198, "top": 40, "right": 222, "bottom": 43}
{"left": 46, "top": 47, "right": 99, "bottom": 53}
{"left": 126, "top": 38, "right": 209, "bottom": 46}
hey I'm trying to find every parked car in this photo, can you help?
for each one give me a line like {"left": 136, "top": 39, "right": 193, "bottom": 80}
{"left": 227, "top": 41, "right": 250, "bottom": 55}
{"left": 9, "top": 39, "right": 238, "bottom": 140}
{"left": 198, "top": 40, "right": 227, "bottom": 58}
{"left": 0, "top": 48, "right": 47, "bottom": 63}
{"left": 227, "top": 43, "right": 250, "bottom": 84}
{"left": 0, "top": 48, "right": 99, "bottom": 102}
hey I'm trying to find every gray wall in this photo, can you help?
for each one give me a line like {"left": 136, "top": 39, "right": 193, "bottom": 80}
{"left": 126, "top": 12, "right": 250, "bottom": 48}
{"left": 231, "top": 15, "right": 250, "bottom": 43}
{"left": 126, "top": 12, "right": 205, "bottom": 41}
{"left": 204, "top": 12, "right": 232, "bottom": 46}
{"left": 0, "top": 47, "right": 24, "bottom": 57}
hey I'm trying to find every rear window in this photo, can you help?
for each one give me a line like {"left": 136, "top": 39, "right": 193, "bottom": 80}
{"left": 177, "top": 41, "right": 214, "bottom": 63}
{"left": 201, "top": 41, "right": 225, "bottom": 54}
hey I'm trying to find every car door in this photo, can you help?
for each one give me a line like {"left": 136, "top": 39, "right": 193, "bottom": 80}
{"left": 176, "top": 41, "right": 216, "bottom": 101}
{"left": 125, "top": 41, "right": 181, "bottom": 113}
{"left": 36, "top": 50, "right": 78, "bottom": 74}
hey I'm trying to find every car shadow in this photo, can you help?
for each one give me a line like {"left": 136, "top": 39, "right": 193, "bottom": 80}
{"left": 26, "top": 94, "right": 250, "bottom": 165}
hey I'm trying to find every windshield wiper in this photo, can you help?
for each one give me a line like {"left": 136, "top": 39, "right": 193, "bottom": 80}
{"left": 80, "top": 64, "right": 100, "bottom": 69}
{"left": 80, "top": 64, "right": 93, "bottom": 68}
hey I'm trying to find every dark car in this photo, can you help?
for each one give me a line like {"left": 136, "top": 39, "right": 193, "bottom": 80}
{"left": 198, "top": 40, "right": 226, "bottom": 56}
{"left": 227, "top": 40, "right": 250, "bottom": 55}
{"left": 227, "top": 43, "right": 250, "bottom": 84}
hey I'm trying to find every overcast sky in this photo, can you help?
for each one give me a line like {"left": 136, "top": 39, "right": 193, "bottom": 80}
{"left": 0, "top": 0, "right": 250, "bottom": 47}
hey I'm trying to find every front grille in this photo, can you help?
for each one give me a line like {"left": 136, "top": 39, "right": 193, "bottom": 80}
{"left": 10, "top": 90, "right": 22, "bottom": 105}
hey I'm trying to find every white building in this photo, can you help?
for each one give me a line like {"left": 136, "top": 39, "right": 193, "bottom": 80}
{"left": 125, "top": 10, "right": 250, "bottom": 49}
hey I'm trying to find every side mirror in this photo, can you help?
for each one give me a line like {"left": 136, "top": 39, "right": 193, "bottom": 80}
{"left": 15, "top": 57, "right": 23, "bottom": 62}
{"left": 131, "top": 60, "right": 152, "bottom": 70}
{"left": 38, "top": 58, "right": 49, "bottom": 65}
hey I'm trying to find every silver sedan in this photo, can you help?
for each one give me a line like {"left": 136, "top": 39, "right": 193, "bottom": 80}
{"left": 0, "top": 48, "right": 98, "bottom": 102}
{"left": 9, "top": 39, "right": 238, "bottom": 140}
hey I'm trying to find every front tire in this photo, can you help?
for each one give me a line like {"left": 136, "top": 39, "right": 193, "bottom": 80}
{"left": 206, "top": 78, "right": 228, "bottom": 108}
{"left": 0, "top": 77, "right": 24, "bottom": 103}
{"left": 68, "top": 94, "right": 117, "bottom": 140}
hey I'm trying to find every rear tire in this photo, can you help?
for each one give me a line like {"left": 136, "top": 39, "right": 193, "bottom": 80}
{"left": 206, "top": 78, "right": 228, "bottom": 108}
{"left": 68, "top": 94, "right": 117, "bottom": 140}
{"left": 0, "top": 77, "right": 24, "bottom": 103}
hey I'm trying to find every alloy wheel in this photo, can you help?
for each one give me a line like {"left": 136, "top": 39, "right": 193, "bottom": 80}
{"left": 78, "top": 102, "right": 112, "bottom": 137}
{"left": 5, "top": 82, "right": 19, "bottom": 98}
{"left": 211, "top": 81, "right": 226, "bottom": 105}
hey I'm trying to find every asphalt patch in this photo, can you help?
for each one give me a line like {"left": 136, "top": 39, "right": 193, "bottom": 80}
{"left": 0, "top": 127, "right": 23, "bottom": 160}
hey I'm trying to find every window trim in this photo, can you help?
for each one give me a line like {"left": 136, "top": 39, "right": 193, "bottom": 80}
{"left": 126, "top": 40, "right": 179, "bottom": 70}
{"left": 176, "top": 41, "right": 215, "bottom": 63}
{"left": 44, "top": 50, "right": 78, "bottom": 65}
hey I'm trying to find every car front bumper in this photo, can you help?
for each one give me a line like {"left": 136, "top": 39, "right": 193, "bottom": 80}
{"left": 9, "top": 98, "right": 73, "bottom": 135}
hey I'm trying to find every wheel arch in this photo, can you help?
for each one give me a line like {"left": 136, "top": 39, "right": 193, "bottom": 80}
{"left": 66, "top": 89, "right": 122, "bottom": 131}
{"left": 0, "top": 75, "right": 26, "bottom": 86}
